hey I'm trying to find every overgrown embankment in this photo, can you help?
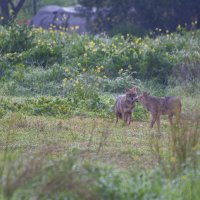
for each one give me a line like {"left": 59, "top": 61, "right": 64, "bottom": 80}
{"left": 0, "top": 23, "right": 200, "bottom": 118}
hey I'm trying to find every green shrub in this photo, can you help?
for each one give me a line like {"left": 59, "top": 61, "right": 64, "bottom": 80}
{"left": 100, "top": 69, "right": 141, "bottom": 93}
{"left": 108, "top": 22, "right": 148, "bottom": 37}
{"left": 0, "top": 23, "right": 34, "bottom": 53}
{"left": 24, "top": 96, "right": 70, "bottom": 116}
{"left": 25, "top": 39, "right": 63, "bottom": 66}
{"left": 62, "top": 68, "right": 113, "bottom": 115}
{"left": 0, "top": 97, "right": 24, "bottom": 118}
{"left": 1, "top": 23, "right": 200, "bottom": 85}
{"left": 0, "top": 94, "right": 113, "bottom": 118}
{"left": 167, "top": 80, "right": 200, "bottom": 97}
{"left": 1, "top": 64, "right": 65, "bottom": 96}
{"left": 133, "top": 103, "right": 149, "bottom": 121}
{"left": 3, "top": 153, "right": 200, "bottom": 200}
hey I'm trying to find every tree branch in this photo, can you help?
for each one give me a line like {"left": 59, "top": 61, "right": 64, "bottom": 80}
{"left": 8, "top": 0, "right": 15, "bottom": 11}
{"left": 8, "top": 0, "right": 26, "bottom": 17}
{"left": 15, "top": 0, "right": 26, "bottom": 15}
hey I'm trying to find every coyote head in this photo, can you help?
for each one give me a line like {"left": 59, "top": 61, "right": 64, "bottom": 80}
{"left": 125, "top": 87, "right": 138, "bottom": 104}
{"left": 138, "top": 92, "right": 150, "bottom": 103}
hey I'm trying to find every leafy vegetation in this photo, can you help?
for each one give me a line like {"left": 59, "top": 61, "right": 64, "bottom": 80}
{"left": 1, "top": 23, "right": 200, "bottom": 85}
{"left": 78, "top": 0, "right": 200, "bottom": 33}
{"left": 0, "top": 23, "right": 200, "bottom": 199}
{"left": 0, "top": 110, "right": 200, "bottom": 199}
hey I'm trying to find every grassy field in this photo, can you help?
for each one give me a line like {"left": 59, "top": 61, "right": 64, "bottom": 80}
{"left": 1, "top": 95, "right": 200, "bottom": 199}
{"left": 0, "top": 114, "right": 151, "bottom": 169}
{"left": 1, "top": 95, "right": 198, "bottom": 169}
{"left": 0, "top": 113, "right": 171, "bottom": 199}
{"left": 0, "top": 23, "right": 200, "bottom": 199}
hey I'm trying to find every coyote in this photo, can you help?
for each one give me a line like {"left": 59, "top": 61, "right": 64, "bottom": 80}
{"left": 114, "top": 87, "right": 138, "bottom": 125}
{"left": 138, "top": 92, "right": 182, "bottom": 131}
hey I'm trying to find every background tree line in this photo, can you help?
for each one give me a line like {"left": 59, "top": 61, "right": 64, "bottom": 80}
{"left": 0, "top": 0, "right": 200, "bottom": 34}
{"left": 78, "top": 0, "right": 200, "bottom": 34}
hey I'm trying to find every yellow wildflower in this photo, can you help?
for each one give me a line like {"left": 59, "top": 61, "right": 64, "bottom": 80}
{"left": 89, "top": 41, "right": 95, "bottom": 48}
{"left": 75, "top": 80, "right": 79, "bottom": 84}
{"left": 65, "top": 68, "right": 69, "bottom": 72}
{"left": 181, "top": 176, "right": 187, "bottom": 181}
{"left": 63, "top": 78, "right": 68, "bottom": 86}
{"left": 93, "top": 48, "right": 97, "bottom": 52}
{"left": 96, "top": 66, "right": 101, "bottom": 73}
{"left": 170, "top": 156, "right": 176, "bottom": 163}
{"left": 75, "top": 26, "right": 79, "bottom": 30}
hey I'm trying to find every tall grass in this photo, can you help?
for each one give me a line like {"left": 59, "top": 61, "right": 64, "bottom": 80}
{"left": 149, "top": 107, "right": 200, "bottom": 176}
{"left": 0, "top": 108, "right": 200, "bottom": 199}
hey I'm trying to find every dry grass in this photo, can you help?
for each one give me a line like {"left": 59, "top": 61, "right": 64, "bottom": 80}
{"left": 0, "top": 113, "right": 154, "bottom": 198}
{"left": 0, "top": 109, "right": 200, "bottom": 199}
{"left": 0, "top": 113, "right": 157, "bottom": 170}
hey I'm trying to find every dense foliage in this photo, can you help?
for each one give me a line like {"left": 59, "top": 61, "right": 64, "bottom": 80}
{"left": 3, "top": 157, "right": 200, "bottom": 199}
{"left": 1, "top": 24, "right": 200, "bottom": 84}
{"left": 78, "top": 0, "right": 200, "bottom": 34}
{"left": 0, "top": 23, "right": 200, "bottom": 118}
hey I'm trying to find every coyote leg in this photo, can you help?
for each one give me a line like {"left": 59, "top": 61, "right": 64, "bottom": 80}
{"left": 168, "top": 114, "right": 173, "bottom": 126}
{"left": 175, "top": 111, "right": 181, "bottom": 124}
{"left": 115, "top": 114, "right": 119, "bottom": 124}
{"left": 150, "top": 114, "right": 157, "bottom": 128}
{"left": 127, "top": 112, "right": 132, "bottom": 125}
{"left": 124, "top": 113, "right": 128, "bottom": 124}
{"left": 156, "top": 115, "right": 160, "bottom": 133}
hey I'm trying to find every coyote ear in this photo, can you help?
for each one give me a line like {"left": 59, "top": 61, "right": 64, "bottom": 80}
{"left": 135, "top": 87, "right": 142, "bottom": 95}
{"left": 125, "top": 88, "right": 130, "bottom": 93}
{"left": 143, "top": 92, "right": 149, "bottom": 96}
{"left": 131, "top": 87, "right": 137, "bottom": 92}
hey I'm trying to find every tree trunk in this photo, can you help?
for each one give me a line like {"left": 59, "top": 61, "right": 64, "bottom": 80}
{"left": 0, "top": 0, "right": 26, "bottom": 24}
{"left": 0, "top": 0, "right": 9, "bottom": 24}
{"left": 33, "top": 0, "right": 37, "bottom": 15}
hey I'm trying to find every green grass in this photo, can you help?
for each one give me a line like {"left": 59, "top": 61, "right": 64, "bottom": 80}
{"left": 0, "top": 113, "right": 151, "bottom": 199}
{"left": 0, "top": 113, "right": 151, "bottom": 168}
{"left": 0, "top": 110, "right": 200, "bottom": 199}
{"left": 1, "top": 23, "right": 200, "bottom": 199}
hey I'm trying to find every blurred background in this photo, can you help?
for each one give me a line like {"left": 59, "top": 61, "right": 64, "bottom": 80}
{"left": 1, "top": 0, "right": 200, "bottom": 36}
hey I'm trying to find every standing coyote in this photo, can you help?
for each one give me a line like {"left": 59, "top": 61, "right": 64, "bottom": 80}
{"left": 138, "top": 92, "right": 182, "bottom": 131}
{"left": 114, "top": 87, "right": 138, "bottom": 125}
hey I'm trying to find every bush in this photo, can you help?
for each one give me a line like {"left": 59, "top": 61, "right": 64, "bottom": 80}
{"left": 0, "top": 23, "right": 34, "bottom": 53}
{"left": 3, "top": 153, "right": 200, "bottom": 200}
{"left": 100, "top": 69, "right": 141, "bottom": 93}
{"left": 62, "top": 68, "right": 113, "bottom": 115}
{"left": 1, "top": 64, "right": 64, "bottom": 96}
{"left": 1, "top": 23, "right": 200, "bottom": 85}
{"left": 0, "top": 93, "right": 114, "bottom": 118}
{"left": 108, "top": 22, "right": 148, "bottom": 37}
